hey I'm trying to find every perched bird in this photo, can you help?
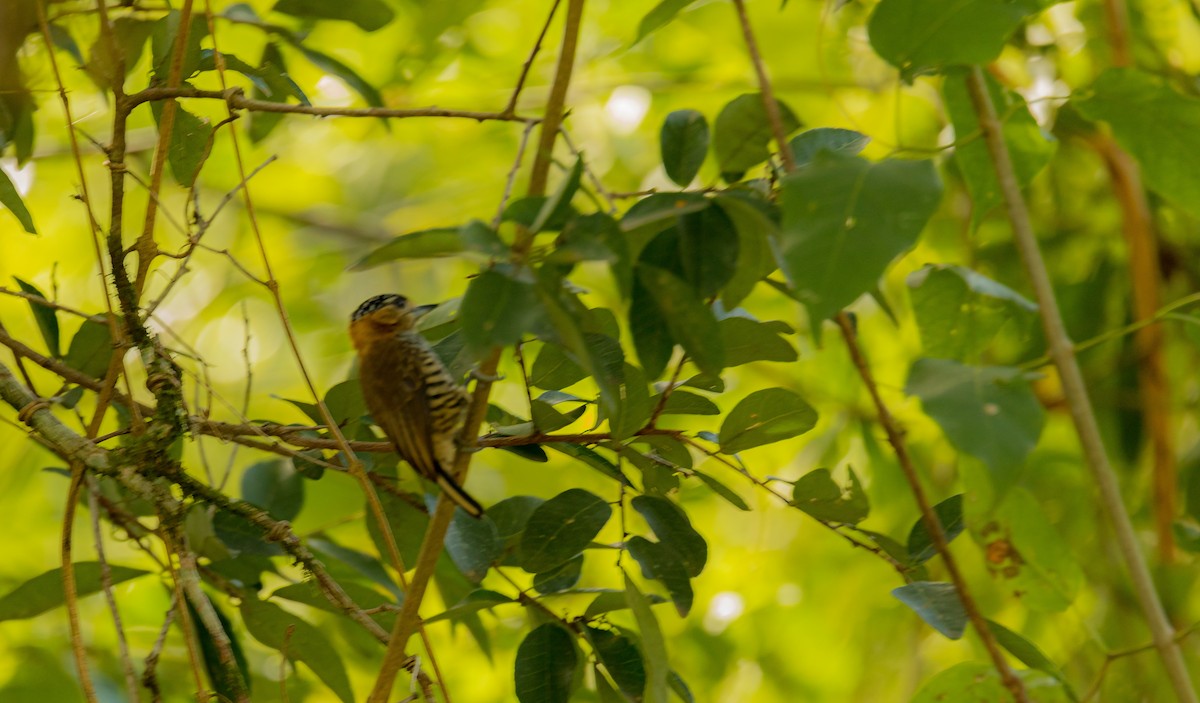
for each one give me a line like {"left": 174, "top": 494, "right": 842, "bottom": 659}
{"left": 350, "top": 294, "right": 484, "bottom": 517}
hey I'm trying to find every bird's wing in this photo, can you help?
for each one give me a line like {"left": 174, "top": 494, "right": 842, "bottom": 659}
{"left": 362, "top": 341, "right": 440, "bottom": 479}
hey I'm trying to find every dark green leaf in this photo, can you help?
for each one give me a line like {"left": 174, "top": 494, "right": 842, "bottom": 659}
{"left": 519, "top": 489, "right": 612, "bottom": 573}
{"left": 350, "top": 228, "right": 463, "bottom": 268}
{"left": 64, "top": 317, "right": 113, "bottom": 380}
{"left": 692, "top": 470, "right": 750, "bottom": 510}
{"left": 48, "top": 24, "right": 84, "bottom": 66}
{"left": 240, "top": 597, "right": 354, "bottom": 703}
{"left": 549, "top": 213, "right": 619, "bottom": 265}
{"left": 532, "top": 156, "right": 584, "bottom": 234}
{"left": 242, "top": 460, "right": 304, "bottom": 521}
{"left": 789, "top": 127, "right": 870, "bottom": 167}
{"left": 247, "top": 42, "right": 308, "bottom": 142}
{"left": 585, "top": 589, "right": 668, "bottom": 618}
{"left": 908, "top": 264, "right": 1037, "bottom": 361}
{"left": 0, "top": 563, "right": 150, "bottom": 621}
{"left": 635, "top": 0, "right": 698, "bottom": 44}
{"left": 150, "top": 99, "right": 214, "bottom": 187}
{"left": 656, "top": 390, "right": 719, "bottom": 416}
{"left": 631, "top": 496, "right": 707, "bottom": 577}
{"left": 366, "top": 490, "right": 430, "bottom": 568}
{"left": 1075, "top": 68, "right": 1200, "bottom": 221}
{"left": 713, "top": 93, "right": 801, "bottom": 178}
{"left": 613, "top": 363, "right": 652, "bottom": 440}
{"left": 630, "top": 277, "right": 675, "bottom": 379}
{"left": 790, "top": 468, "right": 869, "bottom": 524}
{"left": 714, "top": 193, "right": 778, "bottom": 308}
{"left": 868, "top": 0, "right": 1034, "bottom": 79}
{"left": 719, "top": 388, "right": 817, "bottom": 453}
{"left": 514, "top": 623, "right": 578, "bottom": 703}
{"left": 533, "top": 554, "right": 584, "bottom": 594}
{"left": 907, "top": 359, "right": 1044, "bottom": 479}
{"left": 295, "top": 45, "right": 383, "bottom": 107}
{"left": 639, "top": 202, "right": 739, "bottom": 298}
{"left": 0, "top": 168, "right": 34, "bottom": 234}
{"left": 892, "top": 581, "right": 967, "bottom": 639}
{"left": 324, "top": 379, "right": 367, "bottom": 424}
{"left": 986, "top": 619, "right": 1075, "bottom": 697}
{"left": 151, "top": 11, "right": 207, "bottom": 80}
{"left": 638, "top": 266, "right": 724, "bottom": 374}
{"left": 188, "top": 595, "right": 250, "bottom": 699}
{"left": 775, "top": 156, "right": 942, "bottom": 325}
{"left": 445, "top": 512, "right": 501, "bottom": 582}
{"left": 587, "top": 627, "right": 647, "bottom": 701}
{"left": 681, "top": 372, "right": 724, "bottom": 393}
{"left": 661, "top": 109, "right": 709, "bottom": 186}
{"left": 84, "top": 17, "right": 155, "bottom": 89}
{"left": 669, "top": 671, "right": 695, "bottom": 703}
{"left": 273, "top": 0, "right": 395, "bottom": 31}
{"left": 907, "top": 494, "right": 965, "bottom": 565}
{"left": 720, "top": 316, "right": 797, "bottom": 366}
{"left": 196, "top": 50, "right": 271, "bottom": 94}
{"left": 625, "top": 573, "right": 670, "bottom": 703}
{"left": 426, "top": 589, "right": 516, "bottom": 623}
{"left": 460, "top": 265, "right": 544, "bottom": 354}
{"left": 548, "top": 443, "right": 631, "bottom": 486}
{"left": 627, "top": 537, "right": 693, "bottom": 616}
{"left": 943, "top": 71, "right": 1054, "bottom": 225}
{"left": 531, "top": 342, "right": 586, "bottom": 389}
{"left": 531, "top": 399, "right": 585, "bottom": 432}
{"left": 14, "top": 278, "right": 58, "bottom": 356}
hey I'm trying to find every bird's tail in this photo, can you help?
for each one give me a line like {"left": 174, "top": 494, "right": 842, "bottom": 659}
{"left": 433, "top": 465, "right": 484, "bottom": 518}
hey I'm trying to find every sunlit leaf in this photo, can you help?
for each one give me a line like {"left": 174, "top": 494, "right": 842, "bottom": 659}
{"left": 0, "top": 563, "right": 150, "bottom": 621}
{"left": 789, "top": 127, "right": 869, "bottom": 166}
{"left": 790, "top": 468, "right": 869, "bottom": 524}
{"left": 719, "top": 388, "right": 817, "bottom": 453}
{"left": 13, "top": 278, "right": 57, "bottom": 355}
{"left": 635, "top": 0, "right": 699, "bottom": 44}
{"left": 273, "top": 0, "right": 395, "bottom": 31}
{"left": 713, "top": 93, "right": 801, "bottom": 179}
{"left": 908, "top": 264, "right": 1037, "bottom": 361}
{"left": 0, "top": 168, "right": 34, "bottom": 234}
{"left": 907, "top": 494, "right": 965, "bottom": 565}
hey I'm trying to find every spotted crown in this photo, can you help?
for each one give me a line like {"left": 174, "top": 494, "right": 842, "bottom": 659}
{"left": 352, "top": 294, "right": 409, "bottom": 321}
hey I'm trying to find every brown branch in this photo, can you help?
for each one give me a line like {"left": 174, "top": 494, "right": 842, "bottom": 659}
{"left": 731, "top": 0, "right": 796, "bottom": 173}
{"left": 964, "top": 66, "right": 1196, "bottom": 703}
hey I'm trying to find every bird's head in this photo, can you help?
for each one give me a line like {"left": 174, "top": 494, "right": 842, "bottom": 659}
{"left": 349, "top": 294, "right": 434, "bottom": 351}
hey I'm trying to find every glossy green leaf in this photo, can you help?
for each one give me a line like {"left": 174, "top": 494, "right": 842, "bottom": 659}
{"left": 907, "top": 359, "right": 1044, "bottom": 479}
{"left": 533, "top": 554, "right": 584, "bottom": 594}
{"left": 460, "top": 265, "right": 544, "bottom": 354}
{"left": 627, "top": 536, "right": 694, "bottom": 616}
{"left": 514, "top": 623, "right": 578, "bottom": 703}
{"left": 868, "top": 0, "right": 1035, "bottom": 79}
{"left": 0, "top": 563, "right": 150, "bottom": 621}
{"left": 519, "top": 489, "right": 612, "bottom": 573}
{"left": 908, "top": 264, "right": 1037, "bottom": 361}
{"left": 790, "top": 468, "right": 869, "bottom": 524}
{"left": 719, "top": 388, "right": 817, "bottom": 454}
{"left": 64, "top": 317, "right": 113, "bottom": 380}
{"left": 638, "top": 265, "right": 724, "bottom": 374}
{"left": 943, "top": 71, "right": 1054, "bottom": 225}
{"left": 776, "top": 156, "right": 942, "bottom": 325}
{"left": 713, "top": 93, "right": 801, "bottom": 178}
{"left": 790, "top": 127, "right": 869, "bottom": 167}
{"left": 445, "top": 512, "right": 501, "bottom": 582}
{"left": 0, "top": 168, "right": 34, "bottom": 234}
{"left": 892, "top": 581, "right": 967, "bottom": 639}
{"left": 14, "top": 278, "right": 57, "bottom": 355}
{"left": 240, "top": 597, "right": 354, "bottom": 703}
{"left": 632, "top": 496, "right": 707, "bottom": 577}
{"left": 625, "top": 573, "right": 670, "bottom": 703}
{"left": 1075, "top": 68, "right": 1200, "bottom": 220}
{"left": 242, "top": 460, "right": 304, "bottom": 521}
{"left": 587, "top": 627, "right": 647, "bottom": 701}
{"left": 907, "top": 494, "right": 965, "bottom": 565}
{"left": 720, "top": 316, "right": 797, "bottom": 367}
{"left": 273, "top": 0, "right": 395, "bottom": 31}
{"left": 635, "top": 0, "right": 698, "bottom": 44}
{"left": 661, "top": 109, "right": 709, "bottom": 186}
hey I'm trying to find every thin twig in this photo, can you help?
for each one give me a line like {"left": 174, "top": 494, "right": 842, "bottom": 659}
{"left": 502, "top": 0, "right": 563, "bottom": 116}
{"left": 86, "top": 476, "right": 140, "bottom": 701}
{"left": 61, "top": 464, "right": 99, "bottom": 703}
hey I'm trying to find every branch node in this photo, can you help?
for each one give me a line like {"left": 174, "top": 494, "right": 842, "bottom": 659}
{"left": 17, "top": 399, "right": 51, "bottom": 424}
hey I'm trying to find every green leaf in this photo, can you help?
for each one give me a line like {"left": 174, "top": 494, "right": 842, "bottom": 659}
{"left": 519, "top": 489, "right": 612, "bottom": 573}
{"left": 656, "top": 390, "right": 719, "bottom": 416}
{"left": 943, "top": 70, "right": 1054, "bottom": 225}
{"left": 692, "top": 469, "right": 750, "bottom": 511}
{"left": 309, "top": 536, "right": 401, "bottom": 600}
{"left": 151, "top": 11, "right": 207, "bottom": 80}
{"left": 0, "top": 562, "right": 150, "bottom": 621}
{"left": 714, "top": 192, "right": 778, "bottom": 308}
{"left": 323, "top": 379, "right": 367, "bottom": 424}
{"left": 48, "top": 24, "right": 84, "bottom": 66}
{"left": 627, "top": 536, "right": 694, "bottom": 616}
{"left": 775, "top": 156, "right": 942, "bottom": 326}
{"left": 635, "top": 0, "right": 698, "bottom": 44}
{"left": 0, "top": 168, "right": 34, "bottom": 234}
{"left": 612, "top": 363, "right": 652, "bottom": 440}
{"left": 240, "top": 597, "right": 354, "bottom": 703}
{"left": 789, "top": 127, "right": 870, "bottom": 167}
{"left": 631, "top": 496, "right": 707, "bottom": 577}
{"left": 242, "top": 460, "right": 304, "bottom": 521}
{"left": 630, "top": 277, "right": 675, "bottom": 379}
{"left": 868, "top": 0, "right": 1035, "bottom": 79}
{"left": 294, "top": 44, "right": 383, "bottom": 107}
{"left": 548, "top": 443, "right": 631, "bottom": 486}
{"left": 986, "top": 619, "right": 1076, "bottom": 697}
{"left": 912, "top": 663, "right": 1073, "bottom": 703}
{"left": 64, "top": 317, "right": 114, "bottom": 380}
{"left": 460, "top": 265, "right": 544, "bottom": 354}
{"left": 531, "top": 342, "right": 586, "bottom": 390}
{"left": 349, "top": 228, "right": 463, "bottom": 268}
{"left": 444, "top": 512, "right": 501, "bottom": 583}
{"left": 906, "top": 359, "right": 1044, "bottom": 480}
{"left": 188, "top": 595, "right": 250, "bottom": 699}
{"left": 892, "top": 581, "right": 967, "bottom": 639}
{"left": 982, "top": 487, "right": 1083, "bottom": 612}
{"left": 639, "top": 201, "right": 739, "bottom": 298}
{"left": 669, "top": 671, "right": 695, "bottom": 703}
{"left": 790, "top": 468, "right": 869, "bottom": 524}
{"left": 719, "top": 388, "right": 817, "bottom": 454}
{"left": 1075, "top": 68, "right": 1200, "bottom": 221}
{"left": 908, "top": 264, "right": 1037, "bottom": 361}
{"left": 638, "top": 266, "right": 724, "bottom": 374}
{"left": 84, "top": 17, "right": 155, "bottom": 90}
{"left": 247, "top": 42, "right": 309, "bottom": 142}
{"left": 150, "top": 99, "right": 214, "bottom": 187}
{"left": 533, "top": 554, "right": 584, "bottom": 594}
{"left": 366, "top": 490, "right": 430, "bottom": 569}
{"left": 661, "top": 110, "right": 709, "bottom": 186}
{"left": 585, "top": 589, "right": 667, "bottom": 618}
{"left": 14, "top": 278, "right": 58, "bottom": 356}
{"left": 532, "top": 156, "right": 583, "bottom": 234}
{"left": 720, "top": 316, "right": 797, "bottom": 367}
{"left": 587, "top": 627, "right": 647, "bottom": 701}
{"left": 273, "top": 0, "right": 395, "bottom": 31}
{"left": 625, "top": 573, "right": 670, "bottom": 703}
{"left": 514, "top": 623, "right": 578, "bottom": 703}
{"left": 531, "top": 399, "right": 585, "bottom": 432}
{"left": 425, "top": 589, "right": 516, "bottom": 623}
{"left": 549, "top": 213, "right": 619, "bottom": 265}
{"left": 713, "top": 93, "right": 801, "bottom": 178}
{"left": 907, "top": 494, "right": 965, "bottom": 565}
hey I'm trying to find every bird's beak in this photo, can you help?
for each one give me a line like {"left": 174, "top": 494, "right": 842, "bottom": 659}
{"left": 411, "top": 304, "right": 438, "bottom": 318}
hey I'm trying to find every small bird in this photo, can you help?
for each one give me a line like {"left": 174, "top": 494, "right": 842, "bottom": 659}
{"left": 350, "top": 294, "right": 484, "bottom": 517}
